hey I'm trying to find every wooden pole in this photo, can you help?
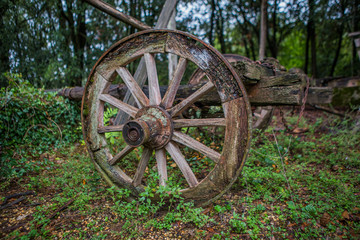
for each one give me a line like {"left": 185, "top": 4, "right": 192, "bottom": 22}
{"left": 84, "top": 0, "right": 151, "bottom": 30}
{"left": 168, "top": 10, "right": 178, "bottom": 82}
{"left": 114, "top": 0, "right": 178, "bottom": 125}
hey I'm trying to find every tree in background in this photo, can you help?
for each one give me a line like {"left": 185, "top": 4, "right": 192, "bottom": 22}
{"left": 0, "top": 0, "right": 359, "bottom": 88}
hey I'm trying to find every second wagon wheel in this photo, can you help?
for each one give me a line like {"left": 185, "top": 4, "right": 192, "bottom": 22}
{"left": 81, "top": 30, "right": 252, "bottom": 205}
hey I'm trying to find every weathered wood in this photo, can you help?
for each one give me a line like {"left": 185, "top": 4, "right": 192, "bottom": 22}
{"left": 57, "top": 59, "right": 319, "bottom": 105}
{"left": 170, "top": 81, "right": 215, "bottom": 116}
{"left": 306, "top": 87, "right": 333, "bottom": 105}
{"left": 81, "top": 30, "right": 252, "bottom": 204}
{"left": 144, "top": 53, "right": 162, "bottom": 105}
{"left": 155, "top": 149, "right": 168, "bottom": 186}
{"left": 84, "top": 0, "right": 151, "bottom": 30}
{"left": 116, "top": 67, "right": 149, "bottom": 107}
{"left": 252, "top": 106, "right": 274, "bottom": 130}
{"left": 133, "top": 147, "right": 152, "bottom": 187}
{"left": 173, "top": 118, "right": 226, "bottom": 128}
{"left": 162, "top": 57, "right": 187, "bottom": 108}
{"left": 165, "top": 141, "right": 199, "bottom": 188}
{"left": 172, "top": 131, "right": 220, "bottom": 163}
{"left": 167, "top": 9, "right": 178, "bottom": 81}
{"left": 115, "top": 0, "right": 177, "bottom": 125}
{"left": 97, "top": 125, "right": 124, "bottom": 133}
{"left": 57, "top": 81, "right": 312, "bottom": 106}
{"left": 109, "top": 145, "right": 134, "bottom": 166}
{"left": 99, "top": 94, "right": 138, "bottom": 117}
{"left": 314, "top": 76, "right": 360, "bottom": 88}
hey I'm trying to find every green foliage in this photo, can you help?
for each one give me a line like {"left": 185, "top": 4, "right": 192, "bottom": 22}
{"left": 2, "top": 113, "right": 360, "bottom": 239}
{"left": 0, "top": 73, "right": 81, "bottom": 178}
{"left": 229, "top": 212, "right": 247, "bottom": 233}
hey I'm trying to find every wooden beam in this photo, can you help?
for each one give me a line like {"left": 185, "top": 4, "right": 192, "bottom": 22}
{"left": 84, "top": 0, "right": 151, "bottom": 30}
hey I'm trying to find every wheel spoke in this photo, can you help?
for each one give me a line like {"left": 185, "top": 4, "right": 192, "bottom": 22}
{"left": 155, "top": 149, "right": 168, "bottom": 186}
{"left": 165, "top": 142, "right": 199, "bottom": 188}
{"left": 108, "top": 145, "right": 135, "bottom": 166}
{"left": 98, "top": 125, "right": 124, "bottom": 134}
{"left": 172, "top": 131, "right": 220, "bottom": 163}
{"left": 170, "top": 81, "right": 215, "bottom": 117}
{"left": 161, "top": 57, "right": 187, "bottom": 108}
{"left": 144, "top": 53, "right": 161, "bottom": 105}
{"left": 116, "top": 67, "right": 149, "bottom": 108}
{"left": 99, "top": 94, "right": 138, "bottom": 118}
{"left": 173, "top": 118, "right": 226, "bottom": 128}
{"left": 133, "top": 147, "right": 152, "bottom": 187}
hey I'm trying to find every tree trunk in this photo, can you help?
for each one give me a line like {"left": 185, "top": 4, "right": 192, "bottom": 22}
{"left": 271, "top": 0, "right": 277, "bottom": 58}
{"left": 259, "top": 0, "right": 267, "bottom": 60}
{"left": 215, "top": 1, "right": 226, "bottom": 53}
{"left": 329, "top": 27, "right": 343, "bottom": 77}
{"left": 308, "top": 0, "right": 317, "bottom": 77}
{"left": 304, "top": 27, "right": 310, "bottom": 74}
{"left": 0, "top": 1, "right": 10, "bottom": 76}
{"left": 75, "top": 0, "right": 87, "bottom": 86}
{"left": 209, "top": 0, "right": 216, "bottom": 45}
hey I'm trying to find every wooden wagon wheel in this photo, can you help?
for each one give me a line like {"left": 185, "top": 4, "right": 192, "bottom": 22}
{"left": 188, "top": 54, "right": 274, "bottom": 131}
{"left": 81, "top": 30, "right": 252, "bottom": 205}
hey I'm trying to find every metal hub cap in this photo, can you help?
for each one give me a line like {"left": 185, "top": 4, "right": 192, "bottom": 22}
{"left": 123, "top": 106, "right": 173, "bottom": 149}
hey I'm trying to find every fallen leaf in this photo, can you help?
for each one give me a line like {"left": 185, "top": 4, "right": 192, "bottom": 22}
{"left": 293, "top": 128, "right": 309, "bottom": 134}
{"left": 287, "top": 222, "right": 297, "bottom": 228}
{"left": 301, "top": 221, "right": 309, "bottom": 230}
{"left": 320, "top": 212, "right": 331, "bottom": 226}
{"left": 331, "top": 165, "right": 339, "bottom": 171}
{"left": 341, "top": 210, "right": 350, "bottom": 220}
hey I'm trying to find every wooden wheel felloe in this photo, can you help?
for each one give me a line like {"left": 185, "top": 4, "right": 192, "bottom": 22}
{"left": 81, "top": 30, "right": 252, "bottom": 205}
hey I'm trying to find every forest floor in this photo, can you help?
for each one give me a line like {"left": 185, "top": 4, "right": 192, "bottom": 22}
{"left": 1, "top": 107, "right": 360, "bottom": 239}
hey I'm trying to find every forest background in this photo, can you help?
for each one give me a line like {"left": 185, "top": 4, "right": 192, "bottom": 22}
{"left": 0, "top": 0, "right": 359, "bottom": 89}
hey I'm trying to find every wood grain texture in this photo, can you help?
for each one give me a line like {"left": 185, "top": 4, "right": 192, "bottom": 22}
{"left": 306, "top": 87, "right": 333, "bottom": 105}
{"left": 109, "top": 145, "right": 135, "bottom": 165}
{"left": 99, "top": 94, "right": 138, "bottom": 117}
{"left": 114, "top": 0, "right": 177, "bottom": 123}
{"left": 133, "top": 147, "right": 152, "bottom": 187}
{"left": 170, "top": 81, "right": 215, "bottom": 117}
{"left": 165, "top": 142, "right": 199, "bottom": 188}
{"left": 172, "top": 131, "right": 220, "bottom": 163}
{"left": 84, "top": 0, "right": 151, "bottom": 30}
{"left": 155, "top": 149, "right": 168, "bottom": 186}
{"left": 97, "top": 125, "right": 124, "bottom": 133}
{"left": 144, "top": 53, "right": 162, "bottom": 105}
{"left": 82, "top": 30, "right": 253, "bottom": 205}
{"left": 173, "top": 118, "right": 226, "bottom": 128}
{"left": 221, "top": 98, "right": 249, "bottom": 181}
{"left": 116, "top": 67, "right": 149, "bottom": 107}
{"left": 162, "top": 57, "right": 187, "bottom": 108}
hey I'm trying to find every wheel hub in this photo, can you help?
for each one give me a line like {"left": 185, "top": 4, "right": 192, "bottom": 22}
{"left": 123, "top": 106, "right": 173, "bottom": 149}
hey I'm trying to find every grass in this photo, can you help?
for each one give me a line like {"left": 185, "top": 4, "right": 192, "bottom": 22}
{"left": 1, "top": 111, "right": 359, "bottom": 239}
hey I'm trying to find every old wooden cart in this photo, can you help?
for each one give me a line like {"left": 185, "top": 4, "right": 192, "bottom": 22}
{"left": 76, "top": 0, "right": 332, "bottom": 205}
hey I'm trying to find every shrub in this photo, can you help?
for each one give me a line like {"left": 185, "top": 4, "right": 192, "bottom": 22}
{"left": 0, "top": 73, "right": 81, "bottom": 178}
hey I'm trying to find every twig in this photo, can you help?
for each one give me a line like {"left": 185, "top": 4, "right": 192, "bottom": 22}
{"left": 7, "top": 203, "right": 41, "bottom": 209}
{"left": 36, "top": 193, "right": 79, "bottom": 229}
{"left": 47, "top": 118, "right": 63, "bottom": 142}
{"left": 0, "top": 196, "right": 26, "bottom": 210}
{"left": 309, "top": 104, "right": 346, "bottom": 118}
{"left": 1, "top": 191, "right": 35, "bottom": 206}
{"left": 23, "top": 124, "right": 55, "bottom": 140}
